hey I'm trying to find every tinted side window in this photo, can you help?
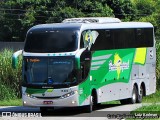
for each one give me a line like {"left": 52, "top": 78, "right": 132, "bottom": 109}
{"left": 137, "top": 28, "right": 146, "bottom": 47}
{"left": 136, "top": 28, "right": 154, "bottom": 47}
{"left": 90, "top": 30, "right": 114, "bottom": 50}
{"left": 81, "top": 29, "right": 115, "bottom": 51}
{"left": 113, "top": 28, "right": 153, "bottom": 49}
{"left": 139, "top": 28, "right": 153, "bottom": 47}
{"left": 80, "top": 28, "right": 153, "bottom": 50}
{"left": 113, "top": 29, "right": 136, "bottom": 49}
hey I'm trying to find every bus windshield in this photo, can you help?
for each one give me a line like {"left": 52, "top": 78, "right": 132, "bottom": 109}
{"left": 23, "top": 57, "right": 77, "bottom": 86}
{"left": 24, "top": 30, "right": 79, "bottom": 53}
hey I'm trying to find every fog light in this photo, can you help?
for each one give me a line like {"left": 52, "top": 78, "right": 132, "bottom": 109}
{"left": 72, "top": 101, "right": 76, "bottom": 104}
{"left": 24, "top": 101, "right": 27, "bottom": 104}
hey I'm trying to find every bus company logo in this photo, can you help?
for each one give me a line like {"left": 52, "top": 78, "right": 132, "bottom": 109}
{"left": 84, "top": 31, "right": 94, "bottom": 50}
{"left": 42, "top": 93, "right": 45, "bottom": 96}
{"left": 83, "top": 30, "right": 99, "bottom": 50}
{"left": 109, "top": 53, "right": 130, "bottom": 79}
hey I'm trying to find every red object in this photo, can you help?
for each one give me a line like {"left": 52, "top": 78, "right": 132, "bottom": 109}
{"left": 43, "top": 101, "right": 53, "bottom": 104}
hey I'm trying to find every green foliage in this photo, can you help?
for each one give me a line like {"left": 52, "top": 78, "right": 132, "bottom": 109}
{"left": 1, "top": 0, "right": 136, "bottom": 41}
{"left": 0, "top": 99, "right": 22, "bottom": 106}
{"left": 142, "top": 90, "right": 160, "bottom": 103}
{"left": 156, "top": 41, "right": 160, "bottom": 89}
{"left": 0, "top": 49, "right": 22, "bottom": 100}
{"left": 135, "top": 104, "right": 160, "bottom": 111}
{"left": 85, "top": 2, "right": 114, "bottom": 17}
{"left": 105, "top": 0, "right": 136, "bottom": 20}
{"left": 1, "top": 0, "right": 160, "bottom": 41}
{"left": 133, "top": 0, "right": 156, "bottom": 17}
{"left": 47, "top": 7, "right": 85, "bottom": 23}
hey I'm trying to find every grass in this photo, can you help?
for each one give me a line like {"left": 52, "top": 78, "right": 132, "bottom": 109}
{"left": 134, "top": 104, "right": 160, "bottom": 111}
{"left": 102, "top": 100, "right": 120, "bottom": 104}
{"left": 0, "top": 99, "right": 22, "bottom": 106}
{"left": 126, "top": 91, "right": 160, "bottom": 120}
{"left": 142, "top": 90, "right": 160, "bottom": 103}
{"left": 128, "top": 105, "right": 160, "bottom": 120}
{"left": 0, "top": 49, "right": 22, "bottom": 100}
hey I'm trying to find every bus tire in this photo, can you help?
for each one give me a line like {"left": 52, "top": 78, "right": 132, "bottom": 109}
{"left": 86, "top": 95, "right": 93, "bottom": 113}
{"left": 128, "top": 85, "right": 138, "bottom": 104}
{"left": 137, "top": 85, "right": 143, "bottom": 103}
{"left": 85, "top": 90, "right": 98, "bottom": 113}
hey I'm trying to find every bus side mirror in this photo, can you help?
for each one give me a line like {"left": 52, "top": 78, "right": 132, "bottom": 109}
{"left": 75, "top": 48, "right": 86, "bottom": 69}
{"left": 12, "top": 50, "right": 23, "bottom": 69}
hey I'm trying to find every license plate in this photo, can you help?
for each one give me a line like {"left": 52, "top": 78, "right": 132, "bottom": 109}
{"left": 43, "top": 101, "right": 53, "bottom": 104}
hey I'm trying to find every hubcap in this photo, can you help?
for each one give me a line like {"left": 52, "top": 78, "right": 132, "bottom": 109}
{"left": 140, "top": 87, "right": 143, "bottom": 97}
{"left": 133, "top": 92, "right": 136, "bottom": 100}
{"left": 90, "top": 96, "right": 93, "bottom": 111}
{"left": 132, "top": 88, "right": 136, "bottom": 102}
{"left": 91, "top": 96, "right": 93, "bottom": 104}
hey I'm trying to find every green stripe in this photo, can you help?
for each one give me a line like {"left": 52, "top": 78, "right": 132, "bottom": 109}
{"left": 26, "top": 88, "right": 47, "bottom": 94}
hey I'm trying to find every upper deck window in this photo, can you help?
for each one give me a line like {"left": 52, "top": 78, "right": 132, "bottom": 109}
{"left": 24, "top": 30, "right": 79, "bottom": 53}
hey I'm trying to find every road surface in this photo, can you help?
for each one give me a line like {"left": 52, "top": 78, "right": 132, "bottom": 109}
{"left": 0, "top": 103, "right": 146, "bottom": 120}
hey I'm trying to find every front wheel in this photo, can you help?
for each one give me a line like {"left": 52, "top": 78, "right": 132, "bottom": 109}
{"left": 86, "top": 92, "right": 97, "bottom": 113}
{"left": 86, "top": 94, "right": 94, "bottom": 113}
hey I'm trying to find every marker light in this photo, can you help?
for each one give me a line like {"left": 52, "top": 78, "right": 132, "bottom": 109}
{"left": 72, "top": 101, "right": 76, "bottom": 104}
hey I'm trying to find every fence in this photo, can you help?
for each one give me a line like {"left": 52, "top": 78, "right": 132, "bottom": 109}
{"left": 0, "top": 42, "right": 24, "bottom": 51}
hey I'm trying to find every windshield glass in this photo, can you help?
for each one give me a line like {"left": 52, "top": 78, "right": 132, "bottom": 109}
{"left": 23, "top": 57, "right": 77, "bottom": 86}
{"left": 24, "top": 30, "right": 79, "bottom": 53}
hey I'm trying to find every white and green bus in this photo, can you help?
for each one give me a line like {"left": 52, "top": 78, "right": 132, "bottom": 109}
{"left": 12, "top": 17, "right": 156, "bottom": 112}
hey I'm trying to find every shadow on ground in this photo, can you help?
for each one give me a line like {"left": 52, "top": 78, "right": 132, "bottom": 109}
{"left": 41, "top": 104, "right": 122, "bottom": 117}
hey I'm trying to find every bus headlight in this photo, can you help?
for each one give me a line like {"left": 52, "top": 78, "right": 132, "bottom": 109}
{"left": 61, "top": 90, "right": 78, "bottom": 99}
{"left": 23, "top": 92, "right": 36, "bottom": 99}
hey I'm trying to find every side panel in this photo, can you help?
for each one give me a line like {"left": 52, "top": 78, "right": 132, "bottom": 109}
{"left": 78, "top": 47, "right": 156, "bottom": 106}
{"left": 145, "top": 47, "right": 156, "bottom": 95}
{"left": 78, "top": 48, "right": 136, "bottom": 105}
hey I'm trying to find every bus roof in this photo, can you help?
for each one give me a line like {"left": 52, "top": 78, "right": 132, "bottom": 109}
{"left": 29, "top": 21, "right": 153, "bottom": 33}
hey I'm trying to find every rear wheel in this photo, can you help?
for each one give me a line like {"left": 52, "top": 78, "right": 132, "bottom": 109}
{"left": 128, "top": 86, "right": 138, "bottom": 104}
{"left": 137, "top": 86, "right": 143, "bottom": 103}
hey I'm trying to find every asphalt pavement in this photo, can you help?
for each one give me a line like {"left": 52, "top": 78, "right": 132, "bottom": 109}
{"left": 0, "top": 103, "right": 146, "bottom": 120}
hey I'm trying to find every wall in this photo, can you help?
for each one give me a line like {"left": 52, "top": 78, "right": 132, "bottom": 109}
{"left": 0, "top": 42, "right": 24, "bottom": 51}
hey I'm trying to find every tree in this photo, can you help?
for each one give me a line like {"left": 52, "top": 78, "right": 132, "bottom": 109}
{"left": 105, "top": 0, "right": 136, "bottom": 20}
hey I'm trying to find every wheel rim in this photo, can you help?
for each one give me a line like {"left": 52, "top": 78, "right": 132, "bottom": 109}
{"left": 133, "top": 91, "right": 136, "bottom": 101}
{"left": 132, "top": 88, "right": 137, "bottom": 103}
{"left": 140, "top": 86, "right": 143, "bottom": 98}
{"left": 90, "top": 95, "right": 93, "bottom": 110}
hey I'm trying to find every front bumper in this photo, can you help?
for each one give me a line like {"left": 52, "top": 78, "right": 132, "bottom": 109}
{"left": 22, "top": 93, "right": 79, "bottom": 107}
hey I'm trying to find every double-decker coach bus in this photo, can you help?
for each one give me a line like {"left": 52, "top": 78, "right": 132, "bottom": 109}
{"left": 12, "top": 17, "right": 156, "bottom": 112}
